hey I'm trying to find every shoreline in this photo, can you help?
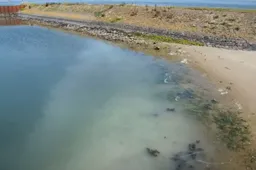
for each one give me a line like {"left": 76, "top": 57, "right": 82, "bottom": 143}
{"left": 13, "top": 11, "right": 256, "bottom": 169}
{"left": 18, "top": 13, "right": 256, "bottom": 51}
{"left": 17, "top": 13, "right": 256, "bottom": 114}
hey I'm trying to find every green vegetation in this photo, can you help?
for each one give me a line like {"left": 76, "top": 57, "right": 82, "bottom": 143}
{"left": 166, "top": 87, "right": 251, "bottom": 151}
{"left": 94, "top": 11, "right": 105, "bottom": 17}
{"left": 214, "top": 110, "right": 251, "bottom": 151}
{"left": 134, "top": 33, "right": 204, "bottom": 46}
{"left": 109, "top": 17, "right": 123, "bottom": 23}
{"left": 94, "top": 5, "right": 114, "bottom": 17}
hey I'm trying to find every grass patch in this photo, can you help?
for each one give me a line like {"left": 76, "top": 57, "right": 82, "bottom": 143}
{"left": 94, "top": 5, "right": 114, "bottom": 18}
{"left": 109, "top": 17, "right": 123, "bottom": 23}
{"left": 214, "top": 110, "right": 251, "bottom": 151}
{"left": 94, "top": 11, "right": 105, "bottom": 17}
{"left": 134, "top": 33, "right": 204, "bottom": 46}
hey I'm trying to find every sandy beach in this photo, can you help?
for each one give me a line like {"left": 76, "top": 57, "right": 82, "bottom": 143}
{"left": 182, "top": 45, "right": 256, "bottom": 139}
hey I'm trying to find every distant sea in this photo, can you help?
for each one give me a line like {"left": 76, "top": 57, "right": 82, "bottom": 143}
{"left": 0, "top": 0, "right": 256, "bottom": 9}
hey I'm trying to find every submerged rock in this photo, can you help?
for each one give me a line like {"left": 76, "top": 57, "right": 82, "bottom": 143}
{"left": 154, "top": 46, "right": 160, "bottom": 50}
{"left": 166, "top": 108, "right": 176, "bottom": 112}
{"left": 211, "top": 99, "right": 218, "bottom": 104}
{"left": 146, "top": 148, "right": 160, "bottom": 157}
{"left": 171, "top": 141, "right": 208, "bottom": 170}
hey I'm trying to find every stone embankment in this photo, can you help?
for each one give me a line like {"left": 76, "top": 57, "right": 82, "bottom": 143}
{"left": 18, "top": 14, "right": 256, "bottom": 50}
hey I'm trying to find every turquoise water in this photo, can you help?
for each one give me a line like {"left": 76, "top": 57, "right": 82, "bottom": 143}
{"left": 0, "top": 26, "right": 214, "bottom": 170}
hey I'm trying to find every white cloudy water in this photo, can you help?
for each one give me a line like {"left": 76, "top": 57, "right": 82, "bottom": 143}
{"left": 0, "top": 26, "right": 214, "bottom": 170}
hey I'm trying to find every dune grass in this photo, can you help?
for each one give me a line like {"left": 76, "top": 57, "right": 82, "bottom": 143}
{"left": 134, "top": 33, "right": 204, "bottom": 46}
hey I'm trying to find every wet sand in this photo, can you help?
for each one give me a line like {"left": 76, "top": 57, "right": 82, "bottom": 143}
{"left": 180, "top": 45, "right": 256, "bottom": 140}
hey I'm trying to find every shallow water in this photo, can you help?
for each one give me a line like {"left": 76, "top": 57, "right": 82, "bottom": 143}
{"left": 0, "top": 26, "right": 215, "bottom": 170}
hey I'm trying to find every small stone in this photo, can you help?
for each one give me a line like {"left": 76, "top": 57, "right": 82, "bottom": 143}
{"left": 154, "top": 46, "right": 160, "bottom": 50}
{"left": 164, "top": 136, "right": 167, "bottom": 139}
{"left": 166, "top": 108, "right": 175, "bottom": 112}
{"left": 188, "top": 143, "right": 196, "bottom": 151}
{"left": 226, "top": 86, "right": 231, "bottom": 90}
{"left": 196, "top": 140, "right": 200, "bottom": 144}
{"left": 211, "top": 99, "right": 218, "bottom": 104}
{"left": 146, "top": 148, "right": 160, "bottom": 157}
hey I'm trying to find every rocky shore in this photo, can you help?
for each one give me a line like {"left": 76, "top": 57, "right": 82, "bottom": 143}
{"left": 18, "top": 14, "right": 256, "bottom": 51}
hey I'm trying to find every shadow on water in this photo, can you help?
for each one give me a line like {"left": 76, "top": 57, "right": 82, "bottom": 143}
{"left": 0, "top": 26, "right": 224, "bottom": 170}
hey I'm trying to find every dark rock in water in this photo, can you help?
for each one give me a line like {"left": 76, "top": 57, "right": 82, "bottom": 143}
{"left": 146, "top": 148, "right": 160, "bottom": 157}
{"left": 154, "top": 46, "right": 160, "bottom": 50}
{"left": 166, "top": 108, "right": 175, "bottom": 112}
{"left": 164, "top": 136, "right": 167, "bottom": 139}
{"left": 211, "top": 99, "right": 218, "bottom": 104}
{"left": 188, "top": 143, "right": 196, "bottom": 151}
{"left": 171, "top": 141, "right": 210, "bottom": 170}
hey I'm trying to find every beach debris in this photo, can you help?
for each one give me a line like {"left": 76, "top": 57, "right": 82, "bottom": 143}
{"left": 154, "top": 46, "right": 160, "bottom": 50}
{"left": 164, "top": 78, "right": 169, "bottom": 84}
{"left": 235, "top": 102, "right": 243, "bottom": 110}
{"left": 166, "top": 108, "right": 176, "bottom": 112}
{"left": 175, "top": 96, "right": 180, "bottom": 101}
{"left": 225, "top": 67, "right": 231, "bottom": 70}
{"left": 218, "top": 88, "right": 228, "bottom": 95}
{"left": 146, "top": 148, "right": 160, "bottom": 157}
{"left": 169, "top": 52, "right": 177, "bottom": 56}
{"left": 181, "top": 58, "right": 188, "bottom": 64}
